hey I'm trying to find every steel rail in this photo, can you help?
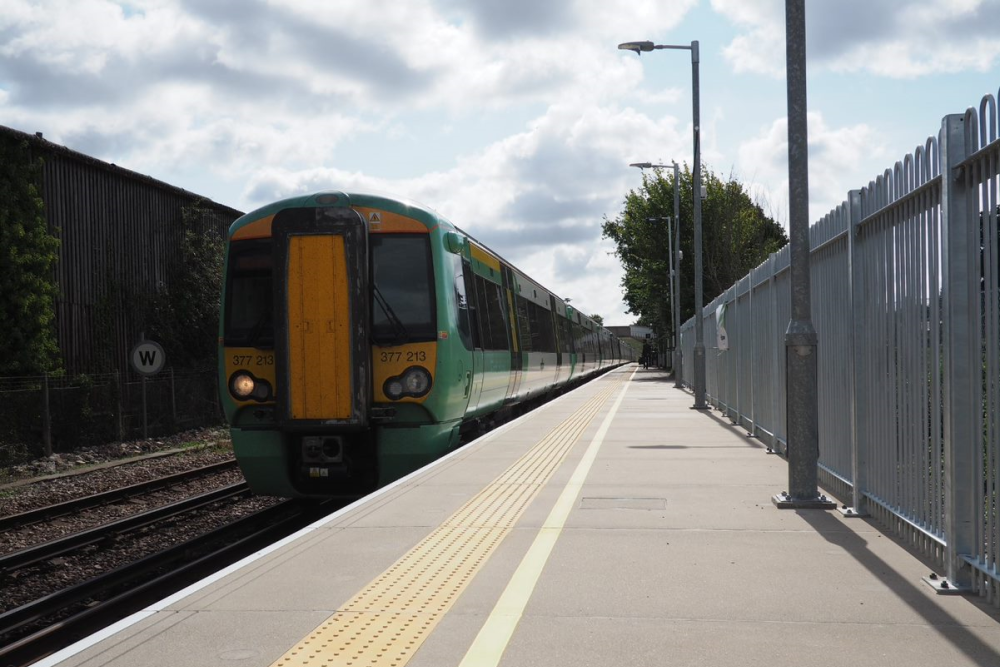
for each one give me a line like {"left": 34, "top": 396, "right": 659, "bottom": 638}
{"left": 0, "top": 497, "right": 343, "bottom": 666}
{"left": 0, "top": 459, "right": 238, "bottom": 532}
{"left": 0, "top": 482, "right": 250, "bottom": 572}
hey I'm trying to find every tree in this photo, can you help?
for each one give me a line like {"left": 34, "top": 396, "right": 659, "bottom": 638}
{"left": 589, "top": 313, "right": 604, "bottom": 326}
{"left": 142, "top": 201, "right": 225, "bottom": 368}
{"left": 0, "top": 135, "right": 61, "bottom": 375}
{"left": 602, "top": 164, "right": 786, "bottom": 347}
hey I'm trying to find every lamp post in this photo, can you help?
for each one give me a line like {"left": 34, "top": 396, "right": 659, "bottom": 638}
{"left": 771, "top": 0, "right": 833, "bottom": 510}
{"left": 629, "top": 161, "right": 682, "bottom": 383}
{"left": 620, "top": 39, "right": 707, "bottom": 410}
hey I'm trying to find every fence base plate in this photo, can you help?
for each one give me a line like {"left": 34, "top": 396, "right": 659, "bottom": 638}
{"left": 922, "top": 575, "right": 968, "bottom": 595}
{"left": 771, "top": 492, "right": 837, "bottom": 510}
{"left": 838, "top": 506, "right": 867, "bottom": 518}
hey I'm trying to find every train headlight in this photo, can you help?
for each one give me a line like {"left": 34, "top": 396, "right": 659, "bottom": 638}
{"left": 383, "top": 366, "right": 432, "bottom": 400}
{"left": 403, "top": 367, "right": 431, "bottom": 395}
{"left": 385, "top": 379, "right": 404, "bottom": 399}
{"left": 252, "top": 379, "right": 272, "bottom": 401}
{"left": 229, "top": 372, "right": 256, "bottom": 399}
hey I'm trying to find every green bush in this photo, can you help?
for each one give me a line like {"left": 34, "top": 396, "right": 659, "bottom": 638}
{"left": 0, "top": 135, "right": 61, "bottom": 375}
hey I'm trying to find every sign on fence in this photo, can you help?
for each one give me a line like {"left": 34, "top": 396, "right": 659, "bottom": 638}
{"left": 716, "top": 302, "right": 729, "bottom": 351}
{"left": 130, "top": 340, "right": 166, "bottom": 376}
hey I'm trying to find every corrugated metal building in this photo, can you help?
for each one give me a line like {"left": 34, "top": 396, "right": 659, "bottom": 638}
{"left": 1, "top": 125, "right": 244, "bottom": 375}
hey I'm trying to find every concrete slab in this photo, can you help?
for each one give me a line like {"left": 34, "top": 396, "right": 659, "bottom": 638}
{"left": 525, "top": 522, "right": 996, "bottom": 629}
{"left": 567, "top": 482, "right": 821, "bottom": 531}
{"left": 42, "top": 368, "right": 1000, "bottom": 667}
{"left": 172, "top": 526, "right": 432, "bottom": 612}
{"left": 64, "top": 610, "right": 330, "bottom": 667}
{"left": 500, "top": 615, "right": 1000, "bottom": 667}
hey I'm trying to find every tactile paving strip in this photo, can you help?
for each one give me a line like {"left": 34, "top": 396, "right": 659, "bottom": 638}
{"left": 271, "top": 371, "right": 628, "bottom": 667}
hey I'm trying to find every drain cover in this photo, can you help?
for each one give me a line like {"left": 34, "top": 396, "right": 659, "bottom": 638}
{"left": 580, "top": 497, "right": 667, "bottom": 510}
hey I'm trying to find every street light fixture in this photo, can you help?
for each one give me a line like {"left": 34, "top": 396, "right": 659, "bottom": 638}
{"left": 630, "top": 161, "right": 682, "bottom": 385}
{"left": 620, "top": 39, "right": 707, "bottom": 409}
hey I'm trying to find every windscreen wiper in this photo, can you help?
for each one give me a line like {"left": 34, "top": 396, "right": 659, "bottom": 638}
{"left": 246, "top": 310, "right": 273, "bottom": 347}
{"left": 373, "top": 283, "right": 410, "bottom": 345}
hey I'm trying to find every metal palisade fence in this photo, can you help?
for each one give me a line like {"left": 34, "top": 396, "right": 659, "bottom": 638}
{"left": 679, "top": 89, "right": 1000, "bottom": 605}
{"left": 0, "top": 369, "right": 222, "bottom": 465}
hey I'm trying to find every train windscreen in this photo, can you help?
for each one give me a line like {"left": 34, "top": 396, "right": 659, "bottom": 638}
{"left": 224, "top": 239, "right": 274, "bottom": 348}
{"left": 371, "top": 234, "right": 436, "bottom": 345}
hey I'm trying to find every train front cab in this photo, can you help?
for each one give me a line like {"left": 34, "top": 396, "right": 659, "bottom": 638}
{"left": 221, "top": 196, "right": 460, "bottom": 498}
{"left": 221, "top": 202, "right": 379, "bottom": 497}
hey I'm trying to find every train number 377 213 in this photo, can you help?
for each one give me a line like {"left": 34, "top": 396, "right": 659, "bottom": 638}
{"left": 232, "top": 354, "right": 275, "bottom": 366}
{"left": 380, "top": 350, "right": 427, "bottom": 363}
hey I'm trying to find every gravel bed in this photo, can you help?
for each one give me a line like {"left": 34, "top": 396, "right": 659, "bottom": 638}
{"left": 0, "top": 494, "right": 283, "bottom": 614}
{"left": 0, "top": 468, "right": 248, "bottom": 556}
{"left": 0, "top": 427, "right": 235, "bottom": 517}
{"left": 0, "top": 426, "right": 287, "bottom": 618}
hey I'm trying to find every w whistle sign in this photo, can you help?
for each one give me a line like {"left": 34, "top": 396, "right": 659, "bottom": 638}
{"left": 131, "top": 340, "right": 166, "bottom": 376}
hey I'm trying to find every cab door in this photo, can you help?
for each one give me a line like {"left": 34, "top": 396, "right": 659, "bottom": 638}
{"left": 272, "top": 205, "right": 370, "bottom": 428}
{"left": 461, "top": 258, "right": 486, "bottom": 414}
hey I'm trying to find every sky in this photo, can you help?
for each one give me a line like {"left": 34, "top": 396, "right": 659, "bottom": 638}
{"left": 2, "top": 0, "right": 999, "bottom": 325}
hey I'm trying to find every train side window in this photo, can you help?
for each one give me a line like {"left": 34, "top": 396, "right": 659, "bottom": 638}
{"left": 552, "top": 310, "right": 563, "bottom": 354}
{"left": 475, "top": 275, "right": 509, "bottom": 350}
{"left": 529, "top": 302, "right": 556, "bottom": 352}
{"left": 562, "top": 319, "right": 574, "bottom": 353}
{"left": 572, "top": 322, "right": 586, "bottom": 359}
{"left": 462, "top": 260, "right": 483, "bottom": 349}
{"left": 515, "top": 296, "right": 533, "bottom": 353}
{"left": 473, "top": 275, "right": 493, "bottom": 349}
{"left": 451, "top": 256, "right": 474, "bottom": 350}
{"left": 489, "top": 282, "right": 510, "bottom": 350}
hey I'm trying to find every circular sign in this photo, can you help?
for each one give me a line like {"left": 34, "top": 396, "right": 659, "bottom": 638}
{"left": 130, "top": 340, "right": 166, "bottom": 376}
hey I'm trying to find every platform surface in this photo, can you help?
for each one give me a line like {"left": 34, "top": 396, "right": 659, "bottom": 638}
{"left": 42, "top": 366, "right": 1000, "bottom": 667}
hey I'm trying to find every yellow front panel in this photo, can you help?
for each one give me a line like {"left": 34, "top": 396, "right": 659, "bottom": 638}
{"left": 373, "top": 342, "right": 437, "bottom": 402}
{"left": 354, "top": 207, "right": 428, "bottom": 233}
{"left": 287, "top": 235, "right": 352, "bottom": 420}
{"left": 224, "top": 347, "right": 276, "bottom": 405}
{"left": 230, "top": 214, "right": 274, "bottom": 241}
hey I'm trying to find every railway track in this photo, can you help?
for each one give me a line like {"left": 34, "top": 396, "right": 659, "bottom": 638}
{"left": 0, "top": 459, "right": 239, "bottom": 533}
{"left": 0, "top": 496, "right": 350, "bottom": 666}
{"left": 0, "top": 482, "right": 250, "bottom": 573}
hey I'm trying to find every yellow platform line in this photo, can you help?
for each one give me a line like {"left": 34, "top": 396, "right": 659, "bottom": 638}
{"left": 270, "top": 369, "right": 630, "bottom": 667}
{"left": 459, "top": 367, "right": 635, "bottom": 667}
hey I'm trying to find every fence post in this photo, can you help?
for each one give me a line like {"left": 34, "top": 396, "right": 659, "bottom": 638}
{"left": 215, "top": 370, "right": 222, "bottom": 420}
{"left": 768, "top": 254, "right": 781, "bottom": 454}
{"left": 845, "top": 190, "right": 868, "bottom": 517}
{"left": 937, "top": 113, "right": 976, "bottom": 591}
{"left": 117, "top": 369, "right": 124, "bottom": 444}
{"left": 749, "top": 271, "right": 756, "bottom": 437}
{"left": 170, "top": 367, "right": 177, "bottom": 427}
{"left": 142, "top": 375, "right": 148, "bottom": 440}
{"left": 731, "top": 286, "right": 739, "bottom": 424}
{"left": 42, "top": 372, "right": 52, "bottom": 457}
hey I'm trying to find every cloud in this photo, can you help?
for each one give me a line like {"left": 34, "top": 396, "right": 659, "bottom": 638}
{"left": 447, "top": 0, "right": 696, "bottom": 42}
{"left": 712, "top": 0, "right": 1000, "bottom": 78}
{"left": 237, "top": 98, "right": 682, "bottom": 323}
{"left": 0, "top": 0, "right": 710, "bottom": 325}
{"left": 445, "top": 0, "right": 574, "bottom": 39}
{"left": 737, "top": 112, "right": 888, "bottom": 225}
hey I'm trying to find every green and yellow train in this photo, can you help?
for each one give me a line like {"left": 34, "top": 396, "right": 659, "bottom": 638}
{"left": 219, "top": 191, "right": 634, "bottom": 498}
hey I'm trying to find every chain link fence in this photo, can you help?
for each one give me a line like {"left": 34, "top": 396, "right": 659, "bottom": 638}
{"left": 0, "top": 369, "right": 223, "bottom": 467}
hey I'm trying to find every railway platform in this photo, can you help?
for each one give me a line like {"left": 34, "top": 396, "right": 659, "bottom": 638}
{"left": 39, "top": 365, "right": 1000, "bottom": 667}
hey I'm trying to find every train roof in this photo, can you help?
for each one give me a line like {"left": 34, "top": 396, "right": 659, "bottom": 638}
{"left": 230, "top": 190, "right": 621, "bottom": 339}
